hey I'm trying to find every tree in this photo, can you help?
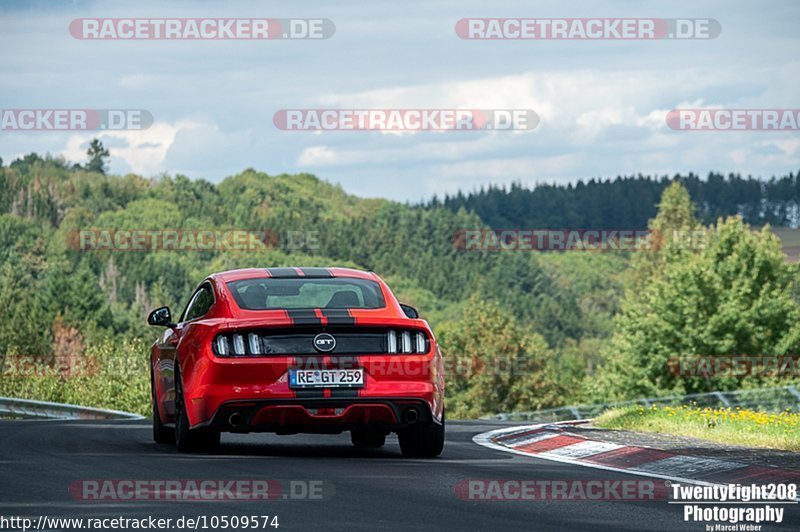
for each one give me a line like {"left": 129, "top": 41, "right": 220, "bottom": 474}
{"left": 649, "top": 181, "right": 701, "bottom": 236}
{"left": 85, "top": 139, "right": 110, "bottom": 174}
{"left": 0, "top": 259, "right": 53, "bottom": 358}
{"left": 433, "top": 172, "right": 800, "bottom": 230}
{"left": 594, "top": 183, "right": 800, "bottom": 400}
{"left": 629, "top": 181, "right": 701, "bottom": 290}
{"left": 437, "top": 296, "right": 562, "bottom": 418}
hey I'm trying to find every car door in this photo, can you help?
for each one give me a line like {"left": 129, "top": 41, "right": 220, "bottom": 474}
{"left": 157, "top": 282, "right": 215, "bottom": 418}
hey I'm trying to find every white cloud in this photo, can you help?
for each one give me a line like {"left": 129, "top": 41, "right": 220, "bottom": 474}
{"left": 298, "top": 146, "right": 342, "bottom": 165}
{"left": 59, "top": 119, "right": 207, "bottom": 176}
{"left": 1, "top": 0, "right": 798, "bottom": 200}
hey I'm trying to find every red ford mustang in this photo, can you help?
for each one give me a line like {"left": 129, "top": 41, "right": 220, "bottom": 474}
{"left": 148, "top": 267, "right": 445, "bottom": 457}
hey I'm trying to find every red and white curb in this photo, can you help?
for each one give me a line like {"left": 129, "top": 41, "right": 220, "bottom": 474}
{"left": 474, "top": 422, "right": 800, "bottom": 500}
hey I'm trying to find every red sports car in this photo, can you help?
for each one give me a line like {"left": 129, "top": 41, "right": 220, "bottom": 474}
{"left": 148, "top": 267, "right": 445, "bottom": 457}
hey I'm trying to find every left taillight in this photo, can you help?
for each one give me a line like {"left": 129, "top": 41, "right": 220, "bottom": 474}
{"left": 214, "top": 333, "right": 261, "bottom": 357}
{"left": 215, "top": 335, "right": 230, "bottom": 356}
{"left": 248, "top": 333, "right": 262, "bottom": 355}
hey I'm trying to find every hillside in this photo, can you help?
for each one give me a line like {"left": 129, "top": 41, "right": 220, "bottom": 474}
{"left": 2, "top": 153, "right": 798, "bottom": 418}
{"left": 0, "top": 154, "right": 629, "bottom": 416}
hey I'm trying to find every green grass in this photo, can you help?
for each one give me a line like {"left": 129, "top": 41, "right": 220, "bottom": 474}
{"left": 0, "top": 339, "right": 150, "bottom": 416}
{"left": 595, "top": 404, "right": 800, "bottom": 452}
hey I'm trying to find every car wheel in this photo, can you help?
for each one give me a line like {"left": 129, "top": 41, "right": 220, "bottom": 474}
{"left": 398, "top": 409, "right": 445, "bottom": 458}
{"left": 174, "top": 366, "right": 219, "bottom": 453}
{"left": 351, "top": 429, "right": 386, "bottom": 448}
{"left": 151, "top": 372, "right": 173, "bottom": 444}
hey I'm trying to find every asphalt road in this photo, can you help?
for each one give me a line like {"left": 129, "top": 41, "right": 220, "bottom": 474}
{"left": 0, "top": 419, "right": 797, "bottom": 531}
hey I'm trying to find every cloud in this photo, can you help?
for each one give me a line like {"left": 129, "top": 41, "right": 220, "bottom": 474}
{"left": 293, "top": 63, "right": 800, "bottom": 194}
{"left": 59, "top": 119, "right": 207, "bottom": 176}
{"left": 1, "top": 0, "right": 798, "bottom": 200}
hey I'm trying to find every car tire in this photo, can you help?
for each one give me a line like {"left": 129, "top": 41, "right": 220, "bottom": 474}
{"left": 151, "top": 372, "right": 173, "bottom": 444}
{"left": 398, "top": 409, "right": 445, "bottom": 458}
{"left": 351, "top": 429, "right": 386, "bottom": 448}
{"left": 174, "top": 366, "right": 220, "bottom": 453}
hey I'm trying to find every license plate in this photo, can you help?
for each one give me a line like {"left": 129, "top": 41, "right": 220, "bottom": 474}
{"left": 289, "top": 368, "right": 364, "bottom": 388}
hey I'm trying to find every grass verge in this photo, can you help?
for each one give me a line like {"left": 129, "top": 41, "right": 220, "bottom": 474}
{"left": 0, "top": 339, "right": 150, "bottom": 416}
{"left": 595, "top": 404, "right": 800, "bottom": 452}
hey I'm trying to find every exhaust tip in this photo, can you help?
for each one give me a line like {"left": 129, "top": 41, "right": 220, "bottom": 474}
{"left": 228, "top": 412, "right": 244, "bottom": 427}
{"left": 403, "top": 408, "right": 419, "bottom": 424}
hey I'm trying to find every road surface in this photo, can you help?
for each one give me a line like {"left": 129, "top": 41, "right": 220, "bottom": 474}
{"left": 0, "top": 419, "right": 796, "bottom": 531}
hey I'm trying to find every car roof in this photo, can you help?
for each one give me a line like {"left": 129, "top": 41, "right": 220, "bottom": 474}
{"left": 212, "top": 267, "right": 378, "bottom": 283}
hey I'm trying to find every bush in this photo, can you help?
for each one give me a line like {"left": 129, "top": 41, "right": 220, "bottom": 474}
{"left": 0, "top": 338, "right": 150, "bottom": 416}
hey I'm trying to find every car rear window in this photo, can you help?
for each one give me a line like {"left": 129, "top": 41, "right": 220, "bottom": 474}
{"left": 227, "top": 277, "right": 386, "bottom": 310}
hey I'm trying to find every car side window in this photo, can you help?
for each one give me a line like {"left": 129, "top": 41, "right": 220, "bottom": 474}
{"left": 181, "top": 283, "right": 215, "bottom": 322}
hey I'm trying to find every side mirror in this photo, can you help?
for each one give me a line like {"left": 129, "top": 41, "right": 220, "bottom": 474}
{"left": 400, "top": 304, "right": 419, "bottom": 319}
{"left": 147, "top": 306, "right": 175, "bottom": 328}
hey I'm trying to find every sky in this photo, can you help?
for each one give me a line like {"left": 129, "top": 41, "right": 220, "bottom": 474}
{"left": 1, "top": 0, "right": 798, "bottom": 201}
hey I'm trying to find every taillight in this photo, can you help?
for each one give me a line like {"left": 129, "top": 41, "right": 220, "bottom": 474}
{"left": 415, "top": 332, "right": 426, "bottom": 353}
{"left": 214, "top": 329, "right": 430, "bottom": 357}
{"left": 214, "top": 333, "right": 256, "bottom": 357}
{"left": 232, "top": 334, "right": 246, "bottom": 356}
{"left": 248, "top": 333, "right": 262, "bottom": 355}
{"left": 401, "top": 331, "right": 412, "bottom": 353}
{"left": 215, "top": 335, "right": 229, "bottom": 356}
{"left": 386, "top": 329, "right": 429, "bottom": 354}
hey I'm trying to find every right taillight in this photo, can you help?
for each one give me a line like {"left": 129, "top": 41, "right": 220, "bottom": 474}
{"left": 387, "top": 330, "right": 398, "bottom": 353}
{"left": 386, "top": 329, "right": 429, "bottom": 354}
{"left": 415, "top": 331, "right": 426, "bottom": 353}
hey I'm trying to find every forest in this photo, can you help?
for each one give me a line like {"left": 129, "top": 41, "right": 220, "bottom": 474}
{"left": 430, "top": 172, "right": 800, "bottom": 229}
{"left": 1, "top": 147, "right": 798, "bottom": 417}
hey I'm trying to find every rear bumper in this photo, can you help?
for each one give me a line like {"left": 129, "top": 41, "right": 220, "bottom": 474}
{"left": 196, "top": 397, "right": 437, "bottom": 434}
{"left": 180, "top": 349, "right": 445, "bottom": 428}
